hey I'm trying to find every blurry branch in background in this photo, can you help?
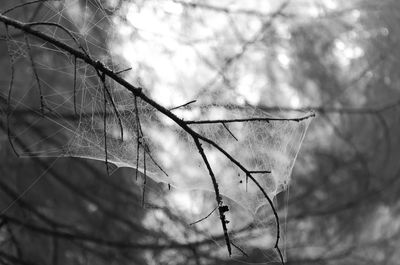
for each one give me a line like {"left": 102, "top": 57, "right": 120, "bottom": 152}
{"left": 256, "top": 99, "right": 400, "bottom": 115}
{"left": 321, "top": 53, "right": 388, "bottom": 105}
{"left": 171, "top": 0, "right": 290, "bottom": 17}
{"left": 314, "top": 2, "right": 395, "bottom": 19}
{"left": 0, "top": 0, "right": 52, "bottom": 39}
{"left": 4, "top": 25, "right": 18, "bottom": 158}
{"left": 1, "top": 0, "right": 55, "bottom": 15}
{"left": 0, "top": 251, "right": 40, "bottom": 265}
{"left": 197, "top": 1, "right": 290, "bottom": 94}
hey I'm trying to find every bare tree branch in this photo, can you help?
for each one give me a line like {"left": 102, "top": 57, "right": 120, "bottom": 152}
{"left": 0, "top": 13, "right": 296, "bottom": 262}
{"left": 1, "top": 0, "right": 54, "bottom": 15}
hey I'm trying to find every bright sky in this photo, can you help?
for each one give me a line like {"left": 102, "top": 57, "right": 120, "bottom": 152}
{"left": 112, "top": 0, "right": 305, "bottom": 107}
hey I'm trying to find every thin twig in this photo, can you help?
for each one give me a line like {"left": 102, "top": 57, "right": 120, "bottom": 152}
{"left": 135, "top": 141, "right": 140, "bottom": 181}
{"left": 230, "top": 241, "right": 249, "bottom": 257}
{"left": 73, "top": 56, "right": 77, "bottom": 116}
{"left": 134, "top": 96, "right": 141, "bottom": 181}
{"left": 95, "top": 67, "right": 124, "bottom": 141}
{"left": 246, "top": 172, "right": 284, "bottom": 265}
{"left": 103, "top": 80, "right": 124, "bottom": 141}
{"left": 248, "top": 170, "right": 271, "bottom": 174}
{"left": 100, "top": 72, "right": 110, "bottom": 176}
{"left": 246, "top": 174, "right": 248, "bottom": 192}
{"left": 1, "top": 0, "right": 54, "bottom": 15}
{"left": 193, "top": 137, "right": 231, "bottom": 256}
{"left": 5, "top": 25, "right": 19, "bottom": 157}
{"left": 221, "top": 122, "right": 238, "bottom": 141}
{"left": 133, "top": 97, "right": 166, "bottom": 196}
{"left": 186, "top": 112, "right": 315, "bottom": 124}
{"left": 169, "top": 100, "right": 197, "bottom": 111}
{"left": 134, "top": 116, "right": 169, "bottom": 177}
{"left": 115, "top": 67, "right": 132, "bottom": 75}
{"left": 24, "top": 34, "right": 45, "bottom": 114}
{"left": 27, "top": 21, "right": 90, "bottom": 57}
{"left": 141, "top": 140, "right": 147, "bottom": 208}
{"left": 276, "top": 246, "right": 285, "bottom": 265}
{"left": 189, "top": 206, "right": 218, "bottom": 226}
{"left": 139, "top": 132, "right": 168, "bottom": 177}
{"left": 143, "top": 147, "right": 169, "bottom": 177}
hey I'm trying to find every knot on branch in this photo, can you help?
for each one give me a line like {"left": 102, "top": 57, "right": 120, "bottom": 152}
{"left": 219, "top": 205, "right": 229, "bottom": 213}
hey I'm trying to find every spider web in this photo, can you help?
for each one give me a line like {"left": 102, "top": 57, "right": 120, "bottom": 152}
{"left": 1, "top": 0, "right": 313, "bottom": 263}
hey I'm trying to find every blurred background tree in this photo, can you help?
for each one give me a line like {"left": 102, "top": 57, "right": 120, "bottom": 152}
{"left": 1, "top": 0, "right": 400, "bottom": 264}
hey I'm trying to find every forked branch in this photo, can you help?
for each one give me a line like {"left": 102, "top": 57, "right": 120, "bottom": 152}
{"left": 193, "top": 136, "right": 232, "bottom": 255}
{"left": 0, "top": 13, "right": 315, "bottom": 264}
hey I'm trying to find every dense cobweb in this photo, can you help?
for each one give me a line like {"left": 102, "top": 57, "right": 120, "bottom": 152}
{"left": 65, "top": 89, "right": 311, "bottom": 203}
{"left": 7, "top": 75, "right": 311, "bottom": 262}
{"left": 1, "top": 0, "right": 313, "bottom": 263}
